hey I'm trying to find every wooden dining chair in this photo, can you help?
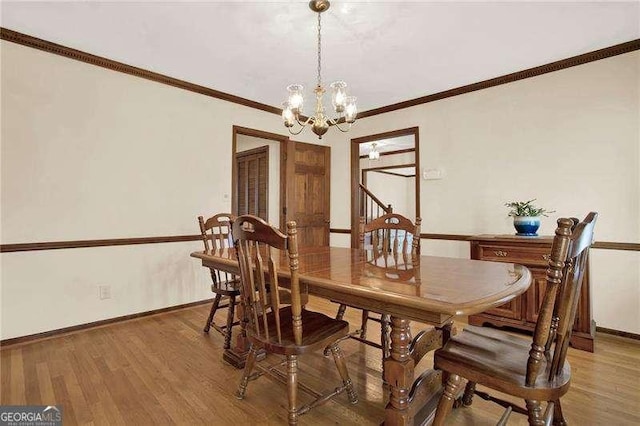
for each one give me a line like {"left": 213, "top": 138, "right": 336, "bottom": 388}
{"left": 232, "top": 215, "right": 358, "bottom": 426}
{"left": 198, "top": 213, "right": 241, "bottom": 349}
{"left": 432, "top": 212, "right": 598, "bottom": 426}
{"left": 336, "top": 213, "right": 421, "bottom": 359}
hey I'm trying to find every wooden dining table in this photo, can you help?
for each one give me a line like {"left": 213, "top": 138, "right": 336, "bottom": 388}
{"left": 191, "top": 246, "right": 531, "bottom": 425}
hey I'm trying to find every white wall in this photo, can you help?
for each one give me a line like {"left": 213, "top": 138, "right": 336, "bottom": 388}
{"left": 366, "top": 172, "right": 415, "bottom": 220}
{"left": 236, "top": 134, "right": 280, "bottom": 224}
{"left": 0, "top": 41, "right": 319, "bottom": 339}
{"left": 1, "top": 242, "right": 208, "bottom": 339}
{"left": 360, "top": 151, "right": 416, "bottom": 220}
{"left": 2, "top": 41, "right": 638, "bottom": 338}
{"left": 330, "top": 51, "right": 640, "bottom": 334}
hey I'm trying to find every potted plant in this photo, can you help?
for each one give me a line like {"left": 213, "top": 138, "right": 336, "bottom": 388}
{"left": 504, "top": 199, "right": 555, "bottom": 236}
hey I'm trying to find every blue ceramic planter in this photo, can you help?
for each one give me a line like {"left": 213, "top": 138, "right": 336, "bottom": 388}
{"left": 513, "top": 216, "right": 540, "bottom": 236}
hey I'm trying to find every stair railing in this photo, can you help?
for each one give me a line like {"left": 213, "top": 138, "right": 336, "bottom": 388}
{"left": 359, "top": 183, "right": 392, "bottom": 224}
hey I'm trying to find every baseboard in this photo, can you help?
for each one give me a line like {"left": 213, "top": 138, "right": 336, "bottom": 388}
{"left": 0, "top": 298, "right": 214, "bottom": 348}
{"left": 3, "top": 300, "right": 636, "bottom": 348}
{"left": 596, "top": 326, "right": 640, "bottom": 341}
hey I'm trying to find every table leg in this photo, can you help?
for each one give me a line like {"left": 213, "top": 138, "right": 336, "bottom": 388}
{"left": 222, "top": 301, "right": 250, "bottom": 368}
{"left": 383, "top": 319, "right": 455, "bottom": 425}
{"left": 384, "top": 316, "right": 414, "bottom": 425}
{"left": 437, "top": 321, "right": 454, "bottom": 387}
{"left": 222, "top": 301, "right": 265, "bottom": 368}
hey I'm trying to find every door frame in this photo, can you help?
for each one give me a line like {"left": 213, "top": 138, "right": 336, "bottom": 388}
{"left": 350, "top": 127, "right": 421, "bottom": 247}
{"left": 232, "top": 125, "right": 289, "bottom": 230}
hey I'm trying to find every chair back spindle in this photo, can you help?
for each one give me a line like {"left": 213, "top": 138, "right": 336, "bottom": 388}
{"left": 344, "top": 212, "right": 421, "bottom": 367}
{"left": 233, "top": 215, "right": 302, "bottom": 347}
{"left": 526, "top": 212, "right": 597, "bottom": 386}
{"left": 199, "top": 213, "right": 236, "bottom": 286}
{"left": 197, "top": 213, "right": 241, "bottom": 346}
{"left": 432, "top": 212, "right": 598, "bottom": 426}
{"left": 233, "top": 215, "right": 357, "bottom": 424}
{"left": 199, "top": 213, "right": 234, "bottom": 251}
{"left": 360, "top": 213, "right": 421, "bottom": 258}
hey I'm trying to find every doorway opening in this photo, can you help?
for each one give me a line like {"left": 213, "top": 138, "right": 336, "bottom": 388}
{"left": 235, "top": 145, "right": 269, "bottom": 220}
{"left": 232, "top": 126, "right": 287, "bottom": 230}
{"left": 350, "top": 127, "right": 420, "bottom": 247}
{"left": 231, "top": 126, "right": 331, "bottom": 246}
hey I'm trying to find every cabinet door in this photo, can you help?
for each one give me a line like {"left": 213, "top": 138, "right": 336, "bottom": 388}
{"left": 485, "top": 297, "right": 523, "bottom": 320}
{"left": 526, "top": 268, "right": 588, "bottom": 332}
{"left": 525, "top": 268, "right": 548, "bottom": 323}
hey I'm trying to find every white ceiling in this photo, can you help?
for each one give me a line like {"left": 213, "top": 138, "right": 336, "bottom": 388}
{"left": 1, "top": 1, "right": 638, "bottom": 113}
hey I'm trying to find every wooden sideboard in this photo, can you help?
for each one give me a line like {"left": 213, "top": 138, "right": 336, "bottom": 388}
{"left": 467, "top": 234, "right": 595, "bottom": 352}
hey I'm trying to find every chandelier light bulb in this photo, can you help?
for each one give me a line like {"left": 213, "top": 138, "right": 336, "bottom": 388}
{"left": 282, "top": 102, "right": 295, "bottom": 127}
{"left": 330, "top": 81, "right": 347, "bottom": 113}
{"left": 344, "top": 96, "right": 357, "bottom": 123}
{"left": 287, "top": 84, "right": 304, "bottom": 114}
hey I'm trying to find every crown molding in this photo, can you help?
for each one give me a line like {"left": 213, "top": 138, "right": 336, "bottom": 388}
{"left": 0, "top": 27, "right": 281, "bottom": 115}
{"left": 2, "top": 28, "right": 638, "bottom": 124}
{"left": 358, "top": 39, "right": 640, "bottom": 119}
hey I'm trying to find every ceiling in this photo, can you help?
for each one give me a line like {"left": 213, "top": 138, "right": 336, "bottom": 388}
{"left": 1, "top": 1, "right": 638, "bottom": 113}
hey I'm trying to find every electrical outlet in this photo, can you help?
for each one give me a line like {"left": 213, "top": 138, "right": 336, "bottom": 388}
{"left": 99, "top": 285, "right": 111, "bottom": 300}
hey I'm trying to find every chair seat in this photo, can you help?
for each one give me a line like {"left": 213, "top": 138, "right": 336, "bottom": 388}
{"left": 248, "top": 307, "right": 350, "bottom": 356}
{"left": 434, "top": 325, "right": 571, "bottom": 401}
{"left": 211, "top": 279, "right": 241, "bottom": 295}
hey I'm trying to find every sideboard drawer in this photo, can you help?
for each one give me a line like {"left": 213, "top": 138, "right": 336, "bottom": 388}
{"left": 477, "top": 244, "right": 550, "bottom": 267}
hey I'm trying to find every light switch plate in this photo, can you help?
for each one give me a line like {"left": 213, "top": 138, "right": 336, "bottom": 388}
{"left": 423, "top": 168, "right": 444, "bottom": 180}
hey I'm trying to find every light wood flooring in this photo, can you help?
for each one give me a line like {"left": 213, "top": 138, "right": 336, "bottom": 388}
{"left": 1, "top": 297, "right": 639, "bottom": 425}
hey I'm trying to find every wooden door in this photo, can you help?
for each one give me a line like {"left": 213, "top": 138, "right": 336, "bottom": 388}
{"left": 235, "top": 146, "right": 269, "bottom": 220}
{"left": 285, "top": 141, "right": 330, "bottom": 246}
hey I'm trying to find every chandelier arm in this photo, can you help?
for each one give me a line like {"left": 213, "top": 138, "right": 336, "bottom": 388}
{"left": 295, "top": 114, "right": 315, "bottom": 128}
{"left": 331, "top": 121, "right": 353, "bottom": 133}
{"left": 286, "top": 125, "right": 306, "bottom": 136}
{"left": 326, "top": 116, "right": 350, "bottom": 128}
{"left": 326, "top": 116, "right": 338, "bottom": 125}
{"left": 285, "top": 114, "right": 316, "bottom": 136}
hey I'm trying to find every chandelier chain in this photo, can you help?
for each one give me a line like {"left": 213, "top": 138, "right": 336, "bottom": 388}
{"left": 317, "top": 12, "right": 322, "bottom": 87}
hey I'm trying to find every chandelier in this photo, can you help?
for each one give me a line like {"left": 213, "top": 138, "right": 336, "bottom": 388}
{"left": 368, "top": 143, "right": 380, "bottom": 160}
{"left": 282, "top": 0, "right": 357, "bottom": 139}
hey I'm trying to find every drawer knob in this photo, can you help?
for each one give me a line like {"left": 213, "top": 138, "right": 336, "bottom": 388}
{"left": 542, "top": 254, "right": 551, "bottom": 261}
{"left": 494, "top": 250, "right": 508, "bottom": 257}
